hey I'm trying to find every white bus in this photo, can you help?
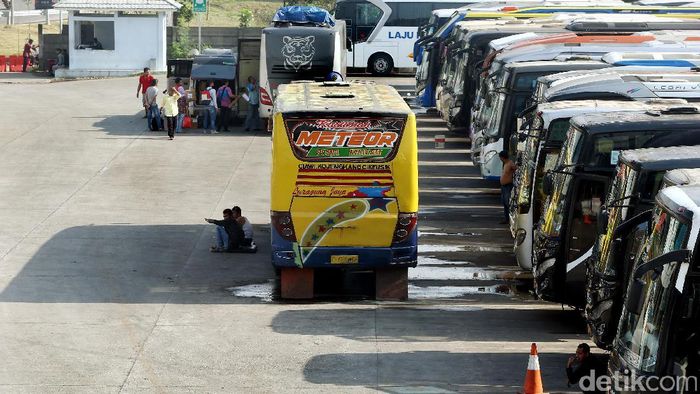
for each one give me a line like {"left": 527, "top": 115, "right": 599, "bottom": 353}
{"left": 334, "top": 0, "right": 472, "bottom": 75}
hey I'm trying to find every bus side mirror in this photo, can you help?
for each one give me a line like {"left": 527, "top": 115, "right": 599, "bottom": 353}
{"left": 597, "top": 207, "right": 609, "bottom": 234}
{"left": 625, "top": 278, "right": 645, "bottom": 316}
{"left": 542, "top": 173, "right": 553, "bottom": 196}
{"left": 626, "top": 249, "right": 693, "bottom": 315}
{"left": 346, "top": 38, "right": 353, "bottom": 52}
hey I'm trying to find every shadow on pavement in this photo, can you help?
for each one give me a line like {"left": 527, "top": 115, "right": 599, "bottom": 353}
{"left": 88, "top": 114, "right": 265, "bottom": 137}
{"left": 303, "top": 350, "right": 579, "bottom": 393}
{"left": 271, "top": 307, "right": 585, "bottom": 343}
{"left": 0, "top": 224, "right": 274, "bottom": 304}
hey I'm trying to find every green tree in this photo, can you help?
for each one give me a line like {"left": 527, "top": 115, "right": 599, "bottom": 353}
{"left": 169, "top": 2, "right": 195, "bottom": 58}
{"left": 239, "top": 8, "right": 253, "bottom": 27}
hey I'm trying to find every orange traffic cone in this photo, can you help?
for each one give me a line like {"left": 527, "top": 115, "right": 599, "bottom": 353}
{"left": 521, "top": 343, "right": 545, "bottom": 394}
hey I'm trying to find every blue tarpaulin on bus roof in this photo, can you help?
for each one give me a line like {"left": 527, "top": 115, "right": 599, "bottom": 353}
{"left": 273, "top": 6, "right": 335, "bottom": 26}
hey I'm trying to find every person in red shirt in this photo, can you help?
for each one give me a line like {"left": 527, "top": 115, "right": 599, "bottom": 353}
{"left": 22, "top": 39, "right": 38, "bottom": 72}
{"left": 136, "top": 67, "right": 154, "bottom": 118}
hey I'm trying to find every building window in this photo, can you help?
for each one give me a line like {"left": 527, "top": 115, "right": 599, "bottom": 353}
{"left": 74, "top": 21, "right": 115, "bottom": 50}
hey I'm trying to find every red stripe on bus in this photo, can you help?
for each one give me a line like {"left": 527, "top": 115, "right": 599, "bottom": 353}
{"left": 298, "top": 168, "right": 391, "bottom": 174}
{"left": 297, "top": 175, "right": 394, "bottom": 180}
{"left": 296, "top": 182, "right": 394, "bottom": 186}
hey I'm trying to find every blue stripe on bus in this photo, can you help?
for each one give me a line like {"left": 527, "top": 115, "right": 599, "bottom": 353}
{"left": 613, "top": 60, "right": 698, "bottom": 67}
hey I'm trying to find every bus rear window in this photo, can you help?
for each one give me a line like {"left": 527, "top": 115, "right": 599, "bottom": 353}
{"left": 284, "top": 116, "right": 406, "bottom": 162}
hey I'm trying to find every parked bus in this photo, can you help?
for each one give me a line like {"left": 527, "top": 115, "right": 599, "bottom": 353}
{"left": 418, "top": 4, "right": 700, "bottom": 108}
{"left": 473, "top": 39, "right": 700, "bottom": 178}
{"left": 259, "top": 7, "right": 347, "bottom": 119}
{"left": 510, "top": 100, "right": 663, "bottom": 270}
{"left": 270, "top": 81, "right": 418, "bottom": 299}
{"left": 533, "top": 105, "right": 700, "bottom": 307}
{"left": 334, "top": 0, "right": 474, "bottom": 75}
{"left": 475, "top": 58, "right": 611, "bottom": 180}
{"left": 608, "top": 183, "right": 700, "bottom": 392}
{"left": 586, "top": 147, "right": 700, "bottom": 350}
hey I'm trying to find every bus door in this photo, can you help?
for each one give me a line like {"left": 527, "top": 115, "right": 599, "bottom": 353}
{"left": 335, "top": 0, "right": 384, "bottom": 67}
{"left": 283, "top": 115, "right": 407, "bottom": 266}
{"left": 565, "top": 173, "right": 609, "bottom": 306}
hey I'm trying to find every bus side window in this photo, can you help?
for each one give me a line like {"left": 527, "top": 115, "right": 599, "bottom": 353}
{"left": 355, "top": 1, "right": 383, "bottom": 43}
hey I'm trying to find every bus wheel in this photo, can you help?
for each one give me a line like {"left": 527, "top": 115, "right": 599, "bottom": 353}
{"left": 375, "top": 267, "right": 408, "bottom": 301}
{"left": 369, "top": 54, "right": 393, "bottom": 76}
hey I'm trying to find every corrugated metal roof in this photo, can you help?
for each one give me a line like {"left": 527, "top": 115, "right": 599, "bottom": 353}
{"left": 54, "top": 0, "right": 181, "bottom": 11}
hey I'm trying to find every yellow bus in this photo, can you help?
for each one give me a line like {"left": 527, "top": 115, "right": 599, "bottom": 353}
{"left": 270, "top": 81, "right": 418, "bottom": 299}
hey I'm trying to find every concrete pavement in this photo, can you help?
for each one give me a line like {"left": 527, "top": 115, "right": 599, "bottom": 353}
{"left": 0, "top": 76, "right": 593, "bottom": 392}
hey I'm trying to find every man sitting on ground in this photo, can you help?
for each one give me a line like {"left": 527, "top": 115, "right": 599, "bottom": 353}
{"left": 231, "top": 206, "right": 254, "bottom": 246}
{"left": 205, "top": 209, "right": 244, "bottom": 252}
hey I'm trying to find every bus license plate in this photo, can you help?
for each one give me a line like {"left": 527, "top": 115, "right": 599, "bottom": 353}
{"left": 331, "top": 255, "right": 359, "bottom": 264}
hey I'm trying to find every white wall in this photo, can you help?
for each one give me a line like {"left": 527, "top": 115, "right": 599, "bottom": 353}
{"left": 68, "top": 11, "right": 168, "bottom": 71}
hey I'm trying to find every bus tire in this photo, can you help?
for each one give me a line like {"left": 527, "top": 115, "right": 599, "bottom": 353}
{"left": 369, "top": 53, "right": 393, "bottom": 76}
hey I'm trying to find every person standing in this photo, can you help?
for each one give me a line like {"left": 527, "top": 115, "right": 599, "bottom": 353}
{"left": 499, "top": 150, "right": 517, "bottom": 224}
{"left": 137, "top": 68, "right": 154, "bottom": 118}
{"left": 22, "top": 39, "right": 38, "bottom": 72}
{"left": 244, "top": 76, "right": 261, "bottom": 131}
{"left": 216, "top": 81, "right": 235, "bottom": 132}
{"left": 205, "top": 81, "right": 218, "bottom": 134}
{"left": 145, "top": 79, "right": 163, "bottom": 131}
{"left": 161, "top": 87, "right": 181, "bottom": 140}
{"left": 174, "top": 78, "right": 188, "bottom": 133}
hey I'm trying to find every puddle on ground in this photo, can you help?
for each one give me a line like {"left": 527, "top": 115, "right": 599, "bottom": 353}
{"left": 227, "top": 280, "right": 275, "bottom": 302}
{"left": 418, "top": 256, "right": 473, "bottom": 266}
{"left": 419, "top": 231, "right": 482, "bottom": 237}
{"left": 418, "top": 244, "right": 463, "bottom": 253}
{"left": 409, "top": 284, "right": 511, "bottom": 299}
{"left": 410, "top": 266, "right": 504, "bottom": 280}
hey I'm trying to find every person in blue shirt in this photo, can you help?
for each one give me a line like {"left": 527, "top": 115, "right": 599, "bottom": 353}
{"left": 244, "top": 76, "right": 261, "bottom": 131}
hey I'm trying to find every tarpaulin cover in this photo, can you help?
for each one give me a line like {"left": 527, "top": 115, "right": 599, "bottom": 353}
{"left": 272, "top": 6, "right": 335, "bottom": 27}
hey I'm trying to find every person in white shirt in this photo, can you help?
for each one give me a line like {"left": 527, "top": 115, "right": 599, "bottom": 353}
{"left": 205, "top": 81, "right": 218, "bottom": 134}
{"left": 145, "top": 79, "right": 163, "bottom": 131}
{"left": 232, "top": 206, "right": 254, "bottom": 246}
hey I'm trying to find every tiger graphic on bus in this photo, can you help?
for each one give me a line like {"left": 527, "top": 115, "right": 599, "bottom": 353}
{"left": 282, "top": 36, "right": 315, "bottom": 71}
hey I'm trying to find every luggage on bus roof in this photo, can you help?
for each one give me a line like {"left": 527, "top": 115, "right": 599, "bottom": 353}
{"left": 272, "top": 6, "right": 335, "bottom": 27}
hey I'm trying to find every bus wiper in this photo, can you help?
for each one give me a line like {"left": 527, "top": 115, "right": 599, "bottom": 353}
{"left": 549, "top": 163, "right": 581, "bottom": 175}
{"left": 605, "top": 194, "right": 638, "bottom": 208}
{"left": 518, "top": 104, "right": 537, "bottom": 119}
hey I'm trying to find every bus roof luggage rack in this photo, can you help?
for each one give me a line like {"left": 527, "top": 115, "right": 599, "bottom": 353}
{"left": 646, "top": 106, "right": 700, "bottom": 116}
{"left": 567, "top": 20, "right": 700, "bottom": 32}
{"left": 661, "top": 106, "right": 700, "bottom": 114}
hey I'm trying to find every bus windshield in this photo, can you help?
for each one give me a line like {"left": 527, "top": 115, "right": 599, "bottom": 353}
{"left": 595, "top": 163, "right": 639, "bottom": 277}
{"left": 517, "top": 117, "right": 569, "bottom": 210}
{"left": 541, "top": 126, "right": 584, "bottom": 238}
{"left": 616, "top": 207, "right": 690, "bottom": 373}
